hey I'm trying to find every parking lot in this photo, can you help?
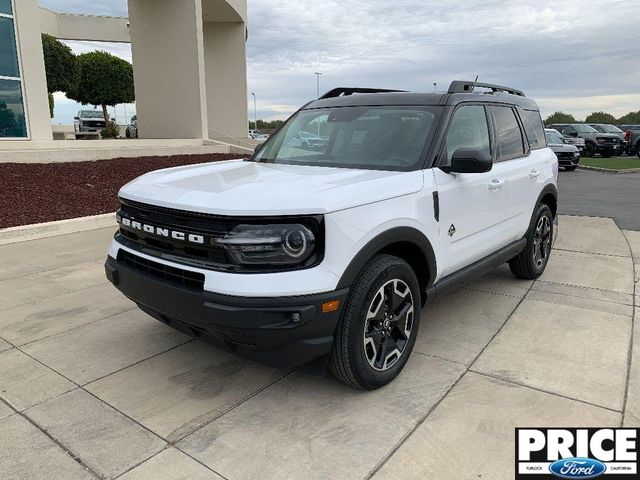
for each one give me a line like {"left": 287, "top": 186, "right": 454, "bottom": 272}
{"left": 0, "top": 214, "right": 638, "bottom": 480}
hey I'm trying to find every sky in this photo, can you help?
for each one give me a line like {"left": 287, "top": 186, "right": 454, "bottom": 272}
{"left": 39, "top": 0, "right": 640, "bottom": 125}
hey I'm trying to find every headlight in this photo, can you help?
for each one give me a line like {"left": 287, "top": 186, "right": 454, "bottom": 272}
{"left": 216, "top": 224, "right": 316, "bottom": 266}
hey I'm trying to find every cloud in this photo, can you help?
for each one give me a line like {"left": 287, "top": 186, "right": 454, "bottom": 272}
{"left": 38, "top": 0, "right": 640, "bottom": 124}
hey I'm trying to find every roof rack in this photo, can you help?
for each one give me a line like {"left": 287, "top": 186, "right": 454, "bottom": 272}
{"left": 448, "top": 80, "right": 525, "bottom": 97}
{"left": 319, "top": 87, "right": 407, "bottom": 100}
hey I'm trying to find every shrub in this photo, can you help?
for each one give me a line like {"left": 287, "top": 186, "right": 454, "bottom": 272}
{"left": 101, "top": 121, "right": 120, "bottom": 139}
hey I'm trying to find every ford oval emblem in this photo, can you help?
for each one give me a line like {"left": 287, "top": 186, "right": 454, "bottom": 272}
{"left": 549, "top": 457, "right": 607, "bottom": 479}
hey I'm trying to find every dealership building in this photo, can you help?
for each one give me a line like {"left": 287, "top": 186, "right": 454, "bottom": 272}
{"left": 0, "top": 0, "right": 249, "bottom": 144}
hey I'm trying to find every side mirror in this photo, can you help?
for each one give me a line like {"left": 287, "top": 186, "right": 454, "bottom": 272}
{"left": 74, "top": 116, "right": 79, "bottom": 121}
{"left": 440, "top": 148, "right": 493, "bottom": 174}
{"left": 568, "top": 132, "right": 578, "bottom": 137}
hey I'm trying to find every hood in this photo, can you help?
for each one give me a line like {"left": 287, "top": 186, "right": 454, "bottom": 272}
{"left": 548, "top": 143, "right": 579, "bottom": 152}
{"left": 119, "top": 159, "right": 424, "bottom": 216}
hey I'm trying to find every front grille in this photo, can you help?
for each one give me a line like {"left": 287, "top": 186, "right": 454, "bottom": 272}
{"left": 116, "top": 198, "right": 324, "bottom": 273}
{"left": 117, "top": 250, "right": 204, "bottom": 290}
{"left": 556, "top": 151, "right": 575, "bottom": 159}
{"left": 117, "top": 199, "right": 231, "bottom": 268}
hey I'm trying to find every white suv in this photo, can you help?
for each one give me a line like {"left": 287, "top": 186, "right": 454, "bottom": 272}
{"left": 105, "top": 81, "right": 558, "bottom": 389}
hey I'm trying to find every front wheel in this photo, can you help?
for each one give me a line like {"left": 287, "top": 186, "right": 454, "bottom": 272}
{"left": 583, "top": 143, "right": 595, "bottom": 157}
{"left": 566, "top": 165, "right": 578, "bottom": 171}
{"left": 509, "top": 204, "right": 554, "bottom": 280}
{"left": 330, "top": 254, "right": 421, "bottom": 389}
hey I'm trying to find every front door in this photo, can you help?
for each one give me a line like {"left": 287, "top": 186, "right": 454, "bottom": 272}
{"left": 433, "top": 104, "right": 509, "bottom": 277}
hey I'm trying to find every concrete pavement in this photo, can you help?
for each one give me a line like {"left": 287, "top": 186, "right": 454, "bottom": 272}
{"left": 0, "top": 215, "right": 637, "bottom": 480}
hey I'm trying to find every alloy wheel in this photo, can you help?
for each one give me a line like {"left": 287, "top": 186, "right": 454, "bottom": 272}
{"left": 532, "top": 215, "right": 552, "bottom": 270}
{"left": 363, "top": 279, "right": 415, "bottom": 371}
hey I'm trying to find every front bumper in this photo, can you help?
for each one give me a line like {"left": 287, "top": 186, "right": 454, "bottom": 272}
{"left": 105, "top": 255, "right": 348, "bottom": 368}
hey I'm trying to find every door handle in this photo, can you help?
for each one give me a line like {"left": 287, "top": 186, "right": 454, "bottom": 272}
{"left": 488, "top": 179, "right": 506, "bottom": 191}
{"left": 529, "top": 169, "right": 541, "bottom": 179}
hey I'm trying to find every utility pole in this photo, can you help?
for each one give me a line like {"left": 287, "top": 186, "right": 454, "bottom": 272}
{"left": 251, "top": 92, "right": 257, "bottom": 132}
{"left": 433, "top": 82, "right": 437, "bottom": 92}
{"left": 314, "top": 72, "right": 322, "bottom": 98}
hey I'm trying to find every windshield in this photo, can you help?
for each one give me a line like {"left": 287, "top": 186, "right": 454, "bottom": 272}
{"left": 574, "top": 124, "right": 598, "bottom": 133}
{"left": 80, "top": 111, "right": 104, "bottom": 119}
{"left": 252, "top": 106, "right": 439, "bottom": 171}
{"left": 545, "top": 131, "right": 564, "bottom": 144}
{"left": 600, "top": 124, "right": 622, "bottom": 133}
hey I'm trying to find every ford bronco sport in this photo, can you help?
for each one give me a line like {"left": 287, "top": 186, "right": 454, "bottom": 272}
{"left": 105, "top": 81, "right": 558, "bottom": 389}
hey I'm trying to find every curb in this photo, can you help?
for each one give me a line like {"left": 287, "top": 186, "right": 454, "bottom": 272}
{"left": 578, "top": 165, "right": 640, "bottom": 174}
{"left": 0, "top": 213, "right": 116, "bottom": 246}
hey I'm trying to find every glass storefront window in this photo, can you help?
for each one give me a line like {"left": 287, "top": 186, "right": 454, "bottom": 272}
{"left": 0, "top": 0, "right": 11, "bottom": 16}
{"left": 0, "top": 79, "right": 26, "bottom": 138}
{"left": 0, "top": 16, "right": 20, "bottom": 78}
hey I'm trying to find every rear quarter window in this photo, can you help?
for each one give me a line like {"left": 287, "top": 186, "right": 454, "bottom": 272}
{"left": 520, "top": 109, "right": 547, "bottom": 150}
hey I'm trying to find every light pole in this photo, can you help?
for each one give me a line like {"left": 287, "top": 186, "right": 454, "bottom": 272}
{"left": 433, "top": 82, "right": 437, "bottom": 92}
{"left": 251, "top": 92, "right": 257, "bottom": 132}
{"left": 314, "top": 72, "right": 322, "bottom": 98}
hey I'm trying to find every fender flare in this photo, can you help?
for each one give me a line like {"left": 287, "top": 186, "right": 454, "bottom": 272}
{"left": 336, "top": 227, "right": 437, "bottom": 290}
{"left": 535, "top": 183, "right": 558, "bottom": 217}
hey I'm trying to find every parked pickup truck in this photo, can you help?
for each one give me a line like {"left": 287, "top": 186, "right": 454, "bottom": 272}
{"left": 618, "top": 125, "right": 640, "bottom": 155}
{"left": 105, "top": 81, "right": 558, "bottom": 389}
{"left": 74, "top": 110, "right": 106, "bottom": 133}
{"left": 546, "top": 123, "right": 623, "bottom": 157}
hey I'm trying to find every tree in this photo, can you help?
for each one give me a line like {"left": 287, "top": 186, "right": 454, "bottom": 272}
{"left": 67, "top": 51, "right": 135, "bottom": 126}
{"left": 618, "top": 111, "right": 640, "bottom": 124}
{"left": 585, "top": 111, "right": 617, "bottom": 124}
{"left": 41, "top": 34, "right": 77, "bottom": 117}
{"left": 544, "top": 112, "right": 576, "bottom": 125}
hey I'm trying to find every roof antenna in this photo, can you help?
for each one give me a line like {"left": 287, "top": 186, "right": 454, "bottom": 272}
{"left": 472, "top": 75, "right": 479, "bottom": 92}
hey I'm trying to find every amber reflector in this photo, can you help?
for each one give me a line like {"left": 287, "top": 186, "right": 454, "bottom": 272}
{"left": 322, "top": 300, "right": 341, "bottom": 313}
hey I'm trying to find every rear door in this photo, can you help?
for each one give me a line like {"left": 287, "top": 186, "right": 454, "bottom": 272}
{"left": 432, "top": 104, "right": 508, "bottom": 277}
{"left": 489, "top": 106, "right": 546, "bottom": 241}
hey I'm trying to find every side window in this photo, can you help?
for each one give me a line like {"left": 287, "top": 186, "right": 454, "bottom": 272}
{"left": 563, "top": 126, "right": 576, "bottom": 136}
{"left": 490, "top": 106, "right": 525, "bottom": 161}
{"left": 521, "top": 109, "right": 547, "bottom": 150}
{"left": 443, "top": 105, "right": 490, "bottom": 165}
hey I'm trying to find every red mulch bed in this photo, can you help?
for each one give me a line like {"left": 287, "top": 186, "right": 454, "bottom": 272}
{"left": 0, "top": 153, "right": 246, "bottom": 229}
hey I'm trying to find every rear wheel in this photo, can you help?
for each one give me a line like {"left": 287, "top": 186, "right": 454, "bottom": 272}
{"left": 509, "top": 204, "right": 554, "bottom": 280}
{"left": 330, "top": 254, "right": 420, "bottom": 389}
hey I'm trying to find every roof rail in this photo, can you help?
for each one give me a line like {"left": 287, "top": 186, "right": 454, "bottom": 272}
{"left": 319, "top": 87, "right": 407, "bottom": 100}
{"left": 448, "top": 80, "right": 525, "bottom": 97}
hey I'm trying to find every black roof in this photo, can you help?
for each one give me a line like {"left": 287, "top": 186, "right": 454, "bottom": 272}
{"left": 304, "top": 81, "right": 540, "bottom": 111}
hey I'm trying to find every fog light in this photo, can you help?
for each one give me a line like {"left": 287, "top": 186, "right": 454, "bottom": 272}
{"left": 322, "top": 300, "right": 341, "bottom": 313}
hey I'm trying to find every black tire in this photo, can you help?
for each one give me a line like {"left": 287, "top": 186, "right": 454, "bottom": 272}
{"left": 125, "top": 129, "right": 131, "bottom": 139}
{"left": 509, "top": 204, "right": 554, "bottom": 280}
{"left": 583, "top": 143, "right": 595, "bottom": 157}
{"left": 329, "top": 254, "right": 421, "bottom": 389}
{"left": 566, "top": 165, "right": 578, "bottom": 171}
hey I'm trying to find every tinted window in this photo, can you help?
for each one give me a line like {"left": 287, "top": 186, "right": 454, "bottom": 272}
{"left": 574, "top": 124, "right": 598, "bottom": 133}
{"left": 0, "top": 79, "right": 27, "bottom": 138}
{"left": 0, "top": 0, "right": 11, "bottom": 15}
{"left": 0, "top": 16, "right": 19, "bottom": 78}
{"left": 562, "top": 126, "right": 576, "bottom": 135}
{"left": 521, "top": 109, "right": 546, "bottom": 150}
{"left": 254, "top": 106, "right": 438, "bottom": 171}
{"left": 443, "top": 105, "right": 490, "bottom": 165}
{"left": 491, "top": 106, "right": 525, "bottom": 161}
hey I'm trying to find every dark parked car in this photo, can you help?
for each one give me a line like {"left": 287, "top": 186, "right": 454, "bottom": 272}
{"left": 618, "top": 125, "right": 640, "bottom": 155}
{"left": 587, "top": 124, "right": 627, "bottom": 155}
{"left": 546, "top": 123, "right": 623, "bottom": 157}
{"left": 545, "top": 129, "right": 580, "bottom": 170}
